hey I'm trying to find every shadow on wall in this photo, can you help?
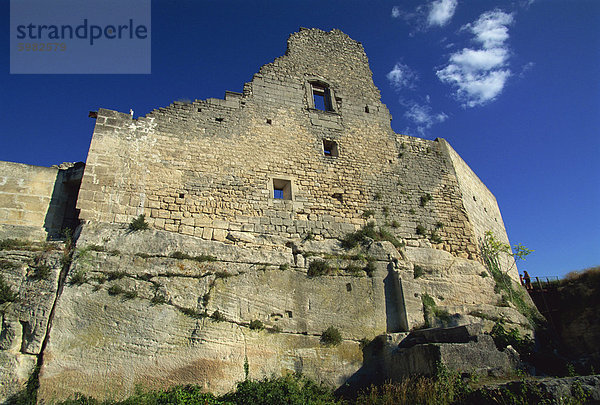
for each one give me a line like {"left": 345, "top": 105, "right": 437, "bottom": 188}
{"left": 335, "top": 336, "right": 388, "bottom": 399}
{"left": 384, "top": 263, "right": 408, "bottom": 333}
{"left": 44, "top": 162, "right": 85, "bottom": 239}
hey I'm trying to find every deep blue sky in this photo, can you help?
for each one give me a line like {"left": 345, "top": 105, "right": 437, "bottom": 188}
{"left": 1, "top": 0, "right": 598, "bottom": 278}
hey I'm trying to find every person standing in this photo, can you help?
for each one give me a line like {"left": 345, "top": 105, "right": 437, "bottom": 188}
{"left": 523, "top": 270, "right": 532, "bottom": 290}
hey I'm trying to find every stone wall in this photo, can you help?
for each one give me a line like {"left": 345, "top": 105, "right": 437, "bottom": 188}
{"left": 0, "top": 161, "right": 84, "bottom": 241}
{"left": 77, "top": 28, "right": 481, "bottom": 260}
{"left": 443, "top": 141, "right": 518, "bottom": 279}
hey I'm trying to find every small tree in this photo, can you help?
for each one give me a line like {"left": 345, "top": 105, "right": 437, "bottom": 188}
{"left": 129, "top": 214, "right": 149, "bottom": 232}
{"left": 481, "top": 231, "right": 538, "bottom": 323}
{"left": 320, "top": 326, "right": 342, "bottom": 346}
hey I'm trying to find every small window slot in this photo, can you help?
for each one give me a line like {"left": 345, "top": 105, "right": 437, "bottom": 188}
{"left": 273, "top": 179, "right": 292, "bottom": 200}
{"left": 323, "top": 139, "right": 339, "bottom": 157}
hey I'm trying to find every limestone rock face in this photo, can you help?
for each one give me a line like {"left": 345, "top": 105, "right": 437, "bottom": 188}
{"left": 0, "top": 245, "right": 63, "bottom": 401}
{"left": 25, "top": 223, "right": 534, "bottom": 402}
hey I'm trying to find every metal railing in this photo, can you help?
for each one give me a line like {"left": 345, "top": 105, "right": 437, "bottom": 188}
{"left": 521, "top": 275, "right": 559, "bottom": 291}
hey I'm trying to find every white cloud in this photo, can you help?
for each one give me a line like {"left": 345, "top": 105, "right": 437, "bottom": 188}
{"left": 387, "top": 63, "right": 418, "bottom": 90}
{"left": 391, "top": 6, "right": 401, "bottom": 18}
{"left": 467, "top": 10, "right": 514, "bottom": 49}
{"left": 403, "top": 101, "right": 448, "bottom": 136}
{"left": 449, "top": 48, "right": 509, "bottom": 71}
{"left": 427, "top": 0, "right": 458, "bottom": 27}
{"left": 437, "top": 9, "right": 514, "bottom": 107}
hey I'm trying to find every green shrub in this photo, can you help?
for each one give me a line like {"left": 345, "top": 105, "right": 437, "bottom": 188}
{"left": 489, "top": 319, "right": 534, "bottom": 358}
{"left": 128, "top": 214, "right": 149, "bottom": 232}
{"left": 320, "top": 326, "right": 342, "bottom": 346}
{"left": 409, "top": 208, "right": 416, "bottom": 215}
{"left": 249, "top": 320, "right": 264, "bottom": 330}
{"left": 416, "top": 224, "right": 427, "bottom": 236}
{"left": 60, "top": 384, "right": 219, "bottom": 405}
{"left": 106, "top": 271, "right": 127, "bottom": 281}
{"left": 308, "top": 260, "right": 333, "bottom": 277}
{"left": 422, "top": 293, "right": 452, "bottom": 328}
{"left": 0, "top": 239, "right": 31, "bottom": 251}
{"left": 391, "top": 220, "right": 400, "bottom": 228}
{"left": 211, "top": 310, "right": 226, "bottom": 322}
{"left": 382, "top": 206, "right": 389, "bottom": 217}
{"left": 180, "top": 307, "right": 205, "bottom": 319}
{"left": 0, "top": 276, "right": 18, "bottom": 304}
{"left": 430, "top": 231, "right": 443, "bottom": 244}
{"left": 364, "top": 260, "right": 376, "bottom": 277}
{"left": 170, "top": 251, "right": 217, "bottom": 262}
{"left": 420, "top": 193, "right": 433, "bottom": 207}
{"left": 303, "top": 231, "right": 315, "bottom": 241}
{"left": 374, "top": 192, "right": 382, "bottom": 201}
{"left": 355, "top": 364, "right": 471, "bottom": 405}
{"left": 107, "top": 285, "right": 125, "bottom": 296}
{"left": 414, "top": 265, "right": 424, "bottom": 279}
{"left": 170, "top": 251, "right": 191, "bottom": 260}
{"left": 362, "top": 209, "right": 375, "bottom": 219}
{"left": 345, "top": 264, "right": 364, "bottom": 276}
{"left": 30, "top": 264, "right": 51, "bottom": 280}
{"left": 480, "top": 271, "right": 488, "bottom": 278}
{"left": 378, "top": 228, "right": 404, "bottom": 249}
{"left": 341, "top": 222, "right": 403, "bottom": 250}
{"left": 223, "top": 373, "right": 337, "bottom": 405}
{"left": 279, "top": 263, "right": 290, "bottom": 271}
{"left": 69, "top": 269, "right": 87, "bottom": 285}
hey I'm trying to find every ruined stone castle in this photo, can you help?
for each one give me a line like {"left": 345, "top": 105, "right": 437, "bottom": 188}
{"left": 0, "top": 28, "right": 535, "bottom": 402}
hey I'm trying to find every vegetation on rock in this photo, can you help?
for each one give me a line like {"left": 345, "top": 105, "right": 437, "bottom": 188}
{"left": 321, "top": 326, "right": 342, "bottom": 346}
{"left": 249, "top": 320, "right": 264, "bottom": 330}
{"left": 421, "top": 293, "right": 452, "bottom": 328}
{"left": 308, "top": 259, "right": 333, "bottom": 277}
{"left": 128, "top": 214, "right": 149, "bottom": 232}
{"left": 0, "top": 275, "right": 18, "bottom": 304}
{"left": 341, "top": 222, "right": 403, "bottom": 250}
{"left": 480, "top": 231, "right": 540, "bottom": 325}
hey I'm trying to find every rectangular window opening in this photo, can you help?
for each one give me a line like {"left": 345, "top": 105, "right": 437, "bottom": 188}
{"left": 323, "top": 139, "right": 339, "bottom": 157}
{"left": 273, "top": 179, "right": 292, "bottom": 200}
{"left": 312, "top": 85, "right": 332, "bottom": 111}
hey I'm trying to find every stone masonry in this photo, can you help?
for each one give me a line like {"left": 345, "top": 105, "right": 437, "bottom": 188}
{"left": 75, "top": 28, "right": 515, "bottom": 279}
{"left": 0, "top": 28, "right": 536, "bottom": 402}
